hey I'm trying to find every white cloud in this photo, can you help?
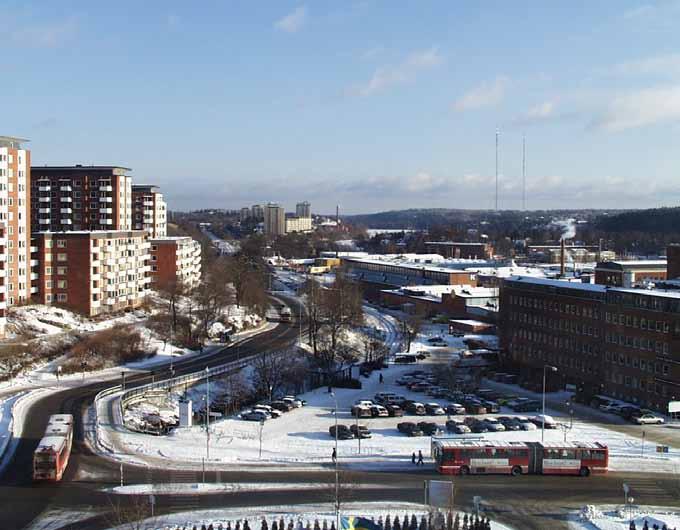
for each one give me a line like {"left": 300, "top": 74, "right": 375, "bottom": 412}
{"left": 275, "top": 6, "right": 307, "bottom": 33}
{"left": 611, "top": 53, "right": 680, "bottom": 77}
{"left": 592, "top": 85, "right": 680, "bottom": 131}
{"left": 526, "top": 101, "right": 555, "bottom": 120}
{"left": 351, "top": 46, "right": 443, "bottom": 97}
{"left": 453, "top": 76, "right": 509, "bottom": 111}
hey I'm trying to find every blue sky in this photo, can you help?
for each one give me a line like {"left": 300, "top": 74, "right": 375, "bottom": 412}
{"left": 5, "top": 1, "right": 680, "bottom": 214}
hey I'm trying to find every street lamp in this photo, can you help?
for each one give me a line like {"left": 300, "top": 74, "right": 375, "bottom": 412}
{"left": 542, "top": 365, "right": 558, "bottom": 442}
{"left": 121, "top": 371, "right": 126, "bottom": 392}
{"left": 330, "top": 391, "right": 339, "bottom": 530}
{"left": 205, "top": 366, "right": 210, "bottom": 461}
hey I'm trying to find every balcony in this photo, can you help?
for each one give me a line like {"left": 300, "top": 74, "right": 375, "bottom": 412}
{"left": 100, "top": 219, "right": 113, "bottom": 225}
{"left": 30, "top": 246, "right": 38, "bottom": 253}
{"left": 99, "top": 196, "right": 113, "bottom": 203}
{"left": 38, "top": 186, "right": 51, "bottom": 192}
{"left": 99, "top": 185, "right": 113, "bottom": 192}
{"left": 30, "top": 286, "right": 38, "bottom": 295}
{"left": 60, "top": 197, "right": 73, "bottom": 203}
{"left": 30, "top": 259, "right": 38, "bottom": 266}
{"left": 143, "top": 201, "right": 154, "bottom": 206}
{"left": 39, "top": 219, "right": 50, "bottom": 224}
{"left": 30, "top": 272, "right": 39, "bottom": 281}
{"left": 38, "top": 208, "right": 50, "bottom": 214}
{"left": 59, "top": 186, "right": 72, "bottom": 192}
{"left": 60, "top": 208, "right": 73, "bottom": 214}
{"left": 100, "top": 208, "right": 113, "bottom": 214}
{"left": 38, "top": 197, "right": 50, "bottom": 203}
{"left": 61, "top": 219, "right": 73, "bottom": 225}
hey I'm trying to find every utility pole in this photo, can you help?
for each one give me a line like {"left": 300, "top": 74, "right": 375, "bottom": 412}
{"left": 205, "top": 367, "right": 210, "bottom": 461}
{"left": 522, "top": 135, "right": 526, "bottom": 211}
{"left": 331, "top": 392, "right": 339, "bottom": 530}
{"left": 495, "top": 128, "right": 500, "bottom": 211}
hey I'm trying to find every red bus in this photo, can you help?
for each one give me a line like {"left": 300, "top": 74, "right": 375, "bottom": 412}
{"left": 33, "top": 414, "right": 74, "bottom": 481}
{"left": 431, "top": 439, "right": 608, "bottom": 477}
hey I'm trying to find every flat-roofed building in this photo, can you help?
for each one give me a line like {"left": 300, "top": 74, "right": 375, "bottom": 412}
{"left": 380, "top": 284, "right": 498, "bottom": 319}
{"left": 285, "top": 216, "right": 312, "bottom": 233}
{"left": 0, "top": 136, "right": 32, "bottom": 336}
{"left": 149, "top": 236, "right": 201, "bottom": 290}
{"left": 594, "top": 259, "right": 667, "bottom": 287}
{"left": 263, "top": 203, "right": 285, "bottom": 237}
{"left": 132, "top": 184, "right": 167, "bottom": 238}
{"left": 425, "top": 241, "right": 493, "bottom": 259}
{"left": 295, "top": 201, "right": 311, "bottom": 218}
{"left": 32, "top": 230, "right": 151, "bottom": 316}
{"left": 30, "top": 165, "right": 133, "bottom": 233}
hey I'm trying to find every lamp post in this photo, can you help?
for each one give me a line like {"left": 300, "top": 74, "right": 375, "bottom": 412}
{"left": 259, "top": 418, "right": 265, "bottom": 459}
{"left": 542, "top": 365, "right": 558, "bottom": 442}
{"left": 330, "top": 391, "right": 339, "bottom": 530}
{"left": 121, "top": 371, "right": 126, "bottom": 392}
{"left": 205, "top": 366, "right": 210, "bottom": 461}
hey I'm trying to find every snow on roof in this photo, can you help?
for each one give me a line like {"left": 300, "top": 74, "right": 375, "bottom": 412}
{"left": 467, "top": 266, "right": 547, "bottom": 279}
{"left": 381, "top": 285, "right": 497, "bottom": 303}
{"left": 449, "top": 319, "right": 494, "bottom": 326}
{"left": 507, "top": 276, "right": 680, "bottom": 300}
{"left": 343, "top": 254, "right": 487, "bottom": 274}
{"left": 48, "top": 414, "right": 73, "bottom": 424}
{"left": 35, "top": 436, "right": 66, "bottom": 452}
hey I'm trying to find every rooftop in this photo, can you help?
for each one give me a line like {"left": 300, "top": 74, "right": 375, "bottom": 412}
{"left": 31, "top": 165, "right": 131, "bottom": 174}
{"left": 0, "top": 136, "right": 29, "bottom": 149}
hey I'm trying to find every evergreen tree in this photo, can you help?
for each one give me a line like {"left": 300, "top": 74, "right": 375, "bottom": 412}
{"left": 419, "top": 515, "right": 427, "bottom": 530}
{"left": 393, "top": 516, "right": 402, "bottom": 530}
{"left": 262, "top": 519, "right": 268, "bottom": 530}
{"left": 384, "top": 515, "right": 392, "bottom": 530}
{"left": 452, "top": 513, "right": 460, "bottom": 530}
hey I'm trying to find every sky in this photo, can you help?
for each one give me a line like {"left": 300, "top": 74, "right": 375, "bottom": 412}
{"left": 4, "top": 1, "right": 680, "bottom": 214}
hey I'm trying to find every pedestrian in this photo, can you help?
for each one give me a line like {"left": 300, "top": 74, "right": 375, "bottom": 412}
{"left": 332, "top": 447, "right": 337, "bottom": 463}
{"left": 411, "top": 452, "right": 416, "bottom": 464}
{"left": 379, "top": 373, "right": 384, "bottom": 384}
{"left": 417, "top": 450, "right": 424, "bottom": 466}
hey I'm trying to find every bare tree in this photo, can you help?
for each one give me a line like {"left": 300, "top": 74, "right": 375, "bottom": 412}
{"left": 156, "top": 278, "right": 187, "bottom": 333}
{"left": 251, "top": 350, "right": 289, "bottom": 400}
{"left": 318, "top": 274, "right": 363, "bottom": 353}
{"left": 302, "top": 277, "right": 323, "bottom": 355}
{"left": 106, "top": 495, "right": 165, "bottom": 530}
{"left": 400, "top": 315, "right": 423, "bottom": 353}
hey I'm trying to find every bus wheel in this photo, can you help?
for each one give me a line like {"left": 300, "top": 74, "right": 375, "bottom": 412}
{"left": 459, "top": 466, "right": 470, "bottom": 476}
{"left": 511, "top": 466, "right": 522, "bottom": 476}
{"left": 579, "top": 467, "right": 590, "bottom": 477}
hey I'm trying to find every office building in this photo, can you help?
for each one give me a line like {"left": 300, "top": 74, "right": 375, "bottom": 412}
{"left": 0, "top": 136, "right": 32, "bottom": 337}
{"left": 285, "top": 216, "right": 312, "bottom": 233}
{"left": 149, "top": 236, "right": 202, "bottom": 290}
{"left": 499, "top": 276, "right": 680, "bottom": 412}
{"left": 30, "top": 165, "right": 133, "bottom": 233}
{"left": 295, "top": 201, "right": 311, "bottom": 218}
{"left": 263, "top": 203, "right": 285, "bottom": 237}
{"left": 32, "top": 230, "right": 151, "bottom": 316}
{"left": 131, "top": 185, "right": 166, "bottom": 238}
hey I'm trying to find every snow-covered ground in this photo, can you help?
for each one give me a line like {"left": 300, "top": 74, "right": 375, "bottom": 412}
{"left": 570, "top": 505, "right": 680, "bottom": 529}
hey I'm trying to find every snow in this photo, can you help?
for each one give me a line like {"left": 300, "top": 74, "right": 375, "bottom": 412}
{"left": 570, "top": 505, "right": 680, "bottom": 529}
{"left": 107, "top": 482, "right": 401, "bottom": 495}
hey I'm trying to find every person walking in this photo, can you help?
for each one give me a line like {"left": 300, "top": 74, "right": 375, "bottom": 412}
{"left": 379, "top": 373, "right": 384, "bottom": 384}
{"left": 417, "top": 450, "right": 424, "bottom": 466}
{"left": 332, "top": 447, "right": 337, "bottom": 464}
{"left": 411, "top": 452, "right": 416, "bottom": 465}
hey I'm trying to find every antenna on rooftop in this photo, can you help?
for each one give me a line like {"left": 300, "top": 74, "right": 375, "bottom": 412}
{"left": 522, "top": 135, "right": 526, "bottom": 211}
{"left": 495, "top": 128, "right": 500, "bottom": 211}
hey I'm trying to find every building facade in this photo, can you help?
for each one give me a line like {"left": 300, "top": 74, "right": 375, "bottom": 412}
{"left": 295, "top": 201, "right": 311, "bottom": 218}
{"left": 500, "top": 276, "right": 680, "bottom": 412}
{"left": 425, "top": 241, "right": 493, "bottom": 260}
{"left": 131, "top": 185, "right": 167, "bottom": 238}
{"left": 263, "top": 203, "right": 286, "bottom": 237}
{"left": 240, "top": 207, "right": 251, "bottom": 222}
{"left": 594, "top": 260, "right": 667, "bottom": 287}
{"left": 251, "top": 204, "right": 264, "bottom": 220}
{"left": 0, "top": 136, "right": 31, "bottom": 336}
{"left": 30, "top": 166, "right": 133, "bottom": 233}
{"left": 667, "top": 245, "right": 680, "bottom": 280}
{"left": 149, "top": 237, "right": 201, "bottom": 290}
{"left": 285, "top": 216, "right": 312, "bottom": 233}
{"left": 32, "top": 231, "right": 151, "bottom": 316}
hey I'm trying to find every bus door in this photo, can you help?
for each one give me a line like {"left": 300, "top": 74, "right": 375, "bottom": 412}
{"left": 526, "top": 442, "right": 542, "bottom": 474}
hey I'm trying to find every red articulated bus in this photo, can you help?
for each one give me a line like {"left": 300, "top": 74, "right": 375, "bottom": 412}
{"left": 431, "top": 439, "right": 608, "bottom": 477}
{"left": 33, "top": 414, "right": 74, "bottom": 481}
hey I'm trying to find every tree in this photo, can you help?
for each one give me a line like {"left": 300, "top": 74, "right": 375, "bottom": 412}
{"left": 156, "top": 278, "right": 187, "bottom": 333}
{"left": 318, "top": 274, "right": 363, "bottom": 353}
{"left": 251, "top": 351, "right": 289, "bottom": 400}
{"left": 147, "top": 312, "right": 173, "bottom": 349}
{"left": 302, "top": 277, "right": 324, "bottom": 355}
{"left": 400, "top": 315, "right": 422, "bottom": 353}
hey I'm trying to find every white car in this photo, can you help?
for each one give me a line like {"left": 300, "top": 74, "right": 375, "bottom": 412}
{"left": 634, "top": 413, "right": 665, "bottom": 425}
{"left": 254, "top": 405, "right": 282, "bottom": 418}
{"left": 283, "top": 396, "right": 303, "bottom": 408}
{"left": 530, "top": 414, "right": 557, "bottom": 429}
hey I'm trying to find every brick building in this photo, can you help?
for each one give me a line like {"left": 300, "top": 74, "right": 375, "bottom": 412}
{"left": 667, "top": 245, "right": 680, "bottom": 280}
{"left": 380, "top": 285, "right": 498, "bottom": 319}
{"left": 149, "top": 237, "right": 201, "bottom": 290}
{"left": 31, "top": 231, "right": 151, "bottom": 316}
{"left": 500, "top": 276, "right": 680, "bottom": 412}
{"left": 425, "top": 241, "right": 493, "bottom": 259}
{"left": 594, "top": 260, "right": 667, "bottom": 287}
{"left": 30, "top": 165, "right": 133, "bottom": 233}
{"left": 0, "top": 136, "right": 31, "bottom": 336}
{"left": 131, "top": 184, "right": 167, "bottom": 238}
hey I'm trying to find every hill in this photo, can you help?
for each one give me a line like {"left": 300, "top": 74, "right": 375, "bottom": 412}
{"left": 594, "top": 207, "right": 680, "bottom": 234}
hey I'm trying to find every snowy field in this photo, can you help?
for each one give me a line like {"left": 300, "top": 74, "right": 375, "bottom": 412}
{"left": 570, "top": 505, "right": 680, "bottom": 529}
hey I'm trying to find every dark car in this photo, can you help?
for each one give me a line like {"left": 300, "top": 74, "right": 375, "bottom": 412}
{"left": 406, "top": 402, "right": 426, "bottom": 415}
{"left": 386, "top": 404, "right": 405, "bottom": 417}
{"left": 417, "top": 422, "right": 441, "bottom": 436}
{"left": 397, "top": 422, "right": 424, "bottom": 437}
{"left": 350, "top": 424, "right": 372, "bottom": 439}
{"left": 498, "top": 416, "right": 522, "bottom": 431}
{"left": 446, "top": 403, "right": 466, "bottom": 415}
{"left": 513, "top": 400, "right": 541, "bottom": 412}
{"left": 445, "top": 419, "right": 471, "bottom": 434}
{"left": 468, "top": 420, "right": 489, "bottom": 433}
{"left": 464, "top": 401, "right": 487, "bottom": 415}
{"left": 329, "top": 425, "right": 354, "bottom": 440}
{"left": 270, "top": 401, "right": 294, "bottom": 412}
{"left": 618, "top": 405, "right": 642, "bottom": 420}
{"left": 481, "top": 400, "right": 500, "bottom": 413}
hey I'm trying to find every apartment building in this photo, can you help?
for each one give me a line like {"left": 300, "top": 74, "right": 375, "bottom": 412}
{"left": 131, "top": 185, "right": 167, "bottom": 238}
{"left": 295, "top": 201, "right": 311, "bottom": 218}
{"left": 251, "top": 204, "right": 264, "bottom": 220}
{"left": 32, "top": 231, "right": 151, "bottom": 316}
{"left": 263, "top": 203, "right": 285, "bottom": 237}
{"left": 499, "top": 276, "right": 680, "bottom": 412}
{"left": 30, "top": 165, "right": 132, "bottom": 233}
{"left": 285, "top": 216, "right": 312, "bottom": 233}
{"left": 240, "top": 207, "right": 251, "bottom": 222}
{"left": 149, "top": 236, "right": 201, "bottom": 290}
{"left": 0, "top": 136, "right": 31, "bottom": 337}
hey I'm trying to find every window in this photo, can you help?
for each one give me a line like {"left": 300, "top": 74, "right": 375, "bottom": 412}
{"left": 57, "top": 280, "right": 67, "bottom": 289}
{"left": 57, "top": 267, "right": 67, "bottom": 275}
{"left": 57, "top": 293, "right": 67, "bottom": 302}
{"left": 56, "top": 240, "right": 66, "bottom": 248}
{"left": 57, "top": 253, "right": 67, "bottom": 262}
{"left": 46, "top": 294, "right": 53, "bottom": 303}
{"left": 45, "top": 267, "right": 52, "bottom": 275}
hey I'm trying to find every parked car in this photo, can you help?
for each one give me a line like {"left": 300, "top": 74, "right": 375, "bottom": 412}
{"left": 406, "top": 402, "right": 426, "bottom": 415}
{"left": 370, "top": 405, "right": 389, "bottom": 418}
{"left": 468, "top": 420, "right": 489, "bottom": 433}
{"left": 446, "top": 403, "right": 466, "bottom": 415}
{"left": 513, "top": 400, "right": 541, "bottom": 413}
{"left": 374, "top": 392, "right": 398, "bottom": 404}
{"left": 242, "top": 410, "right": 269, "bottom": 422}
{"left": 329, "top": 424, "right": 354, "bottom": 440}
{"left": 483, "top": 418, "right": 506, "bottom": 432}
{"left": 283, "top": 396, "right": 304, "bottom": 408}
{"left": 514, "top": 416, "right": 537, "bottom": 431}
{"left": 481, "top": 400, "right": 500, "bottom": 413}
{"left": 600, "top": 403, "right": 622, "bottom": 414}
{"left": 350, "top": 424, "right": 372, "bottom": 438}
{"left": 497, "top": 416, "right": 521, "bottom": 431}
{"left": 270, "top": 401, "right": 294, "bottom": 412}
{"left": 386, "top": 404, "right": 405, "bottom": 417}
{"left": 351, "top": 405, "right": 372, "bottom": 418}
{"left": 254, "top": 405, "right": 281, "bottom": 418}
{"left": 411, "top": 382, "right": 431, "bottom": 393}
{"left": 530, "top": 414, "right": 558, "bottom": 429}
{"left": 425, "top": 403, "right": 446, "bottom": 416}
{"left": 397, "top": 422, "right": 424, "bottom": 437}
{"left": 618, "top": 405, "right": 642, "bottom": 420}
{"left": 464, "top": 401, "right": 487, "bottom": 415}
{"left": 506, "top": 397, "right": 530, "bottom": 409}
{"left": 445, "top": 419, "right": 471, "bottom": 434}
{"left": 417, "top": 422, "right": 441, "bottom": 436}
{"left": 634, "top": 413, "right": 665, "bottom": 425}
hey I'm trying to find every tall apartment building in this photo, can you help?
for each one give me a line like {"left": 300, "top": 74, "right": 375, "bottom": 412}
{"left": 0, "top": 136, "right": 31, "bottom": 336}
{"left": 295, "top": 201, "right": 311, "bottom": 218}
{"left": 240, "top": 207, "right": 251, "bottom": 222}
{"left": 32, "top": 231, "right": 151, "bottom": 316}
{"left": 499, "top": 276, "right": 680, "bottom": 412}
{"left": 131, "top": 184, "right": 167, "bottom": 238}
{"left": 251, "top": 204, "right": 264, "bottom": 220}
{"left": 263, "top": 203, "right": 286, "bottom": 237}
{"left": 149, "top": 237, "right": 201, "bottom": 290}
{"left": 30, "top": 165, "right": 132, "bottom": 233}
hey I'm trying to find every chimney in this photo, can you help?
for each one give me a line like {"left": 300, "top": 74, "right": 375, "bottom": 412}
{"left": 560, "top": 238, "right": 566, "bottom": 277}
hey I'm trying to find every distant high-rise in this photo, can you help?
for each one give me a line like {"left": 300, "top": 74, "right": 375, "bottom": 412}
{"left": 240, "top": 207, "right": 251, "bottom": 222}
{"left": 296, "top": 201, "right": 311, "bottom": 218}
{"left": 263, "top": 203, "right": 285, "bottom": 236}
{"left": 0, "top": 136, "right": 31, "bottom": 336}
{"left": 132, "top": 184, "right": 167, "bottom": 238}
{"left": 251, "top": 204, "right": 264, "bottom": 220}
